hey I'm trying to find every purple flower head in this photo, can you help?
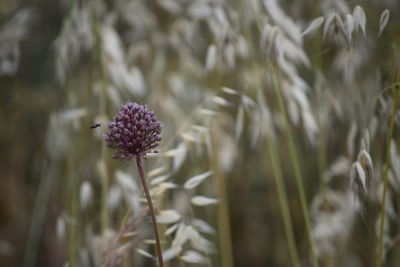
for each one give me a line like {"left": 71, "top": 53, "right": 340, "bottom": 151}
{"left": 104, "top": 102, "right": 162, "bottom": 160}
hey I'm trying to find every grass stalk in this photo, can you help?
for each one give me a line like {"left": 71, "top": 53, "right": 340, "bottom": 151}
{"left": 135, "top": 156, "right": 164, "bottom": 267}
{"left": 100, "top": 156, "right": 109, "bottom": 232}
{"left": 253, "top": 63, "right": 301, "bottom": 267}
{"left": 251, "top": 62, "right": 300, "bottom": 267}
{"left": 311, "top": 0, "right": 327, "bottom": 195}
{"left": 67, "top": 136, "right": 78, "bottom": 267}
{"left": 376, "top": 84, "right": 399, "bottom": 267}
{"left": 209, "top": 130, "right": 234, "bottom": 267}
{"left": 271, "top": 66, "right": 320, "bottom": 267}
{"left": 22, "top": 160, "right": 53, "bottom": 267}
{"left": 93, "top": 13, "right": 110, "bottom": 232}
{"left": 266, "top": 136, "right": 301, "bottom": 267}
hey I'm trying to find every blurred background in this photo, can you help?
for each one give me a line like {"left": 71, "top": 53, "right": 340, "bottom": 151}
{"left": 1, "top": 0, "right": 400, "bottom": 266}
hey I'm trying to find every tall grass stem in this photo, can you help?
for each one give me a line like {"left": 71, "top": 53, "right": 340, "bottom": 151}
{"left": 376, "top": 84, "right": 399, "bottom": 267}
{"left": 266, "top": 138, "right": 301, "bottom": 267}
{"left": 209, "top": 131, "right": 234, "bottom": 267}
{"left": 251, "top": 62, "right": 300, "bottom": 267}
{"left": 22, "top": 161, "right": 52, "bottom": 267}
{"left": 271, "top": 66, "right": 320, "bottom": 267}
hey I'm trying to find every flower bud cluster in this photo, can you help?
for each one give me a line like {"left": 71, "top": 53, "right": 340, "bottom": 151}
{"left": 104, "top": 102, "right": 162, "bottom": 159}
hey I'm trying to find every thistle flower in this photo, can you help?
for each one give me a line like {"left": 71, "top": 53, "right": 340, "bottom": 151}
{"left": 104, "top": 102, "right": 162, "bottom": 160}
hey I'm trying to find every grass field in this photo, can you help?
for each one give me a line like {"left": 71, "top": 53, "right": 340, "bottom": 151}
{"left": 1, "top": 0, "right": 400, "bottom": 266}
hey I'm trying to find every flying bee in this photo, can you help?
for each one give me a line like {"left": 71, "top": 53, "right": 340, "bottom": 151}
{"left": 90, "top": 123, "right": 101, "bottom": 129}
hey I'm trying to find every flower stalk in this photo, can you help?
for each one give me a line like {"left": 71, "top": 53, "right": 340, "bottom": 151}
{"left": 136, "top": 156, "right": 164, "bottom": 267}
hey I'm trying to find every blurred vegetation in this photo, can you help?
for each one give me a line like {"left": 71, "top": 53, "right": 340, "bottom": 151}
{"left": 1, "top": 0, "right": 400, "bottom": 267}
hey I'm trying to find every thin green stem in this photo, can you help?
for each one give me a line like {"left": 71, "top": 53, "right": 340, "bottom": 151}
{"left": 100, "top": 157, "right": 109, "bottom": 232}
{"left": 67, "top": 136, "right": 78, "bottom": 267}
{"left": 271, "top": 66, "right": 319, "bottom": 267}
{"left": 250, "top": 62, "right": 300, "bottom": 267}
{"left": 266, "top": 137, "right": 301, "bottom": 267}
{"left": 93, "top": 10, "right": 110, "bottom": 233}
{"left": 238, "top": 0, "right": 305, "bottom": 256}
{"left": 22, "top": 160, "right": 53, "bottom": 267}
{"left": 135, "top": 156, "right": 164, "bottom": 267}
{"left": 310, "top": 0, "right": 326, "bottom": 196}
{"left": 316, "top": 85, "right": 328, "bottom": 196}
{"left": 209, "top": 130, "right": 234, "bottom": 267}
{"left": 376, "top": 86, "right": 399, "bottom": 267}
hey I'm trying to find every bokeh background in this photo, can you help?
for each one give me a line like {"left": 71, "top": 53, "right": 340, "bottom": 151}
{"left": 1, "top": 0, "right": 400, "bottom": 266}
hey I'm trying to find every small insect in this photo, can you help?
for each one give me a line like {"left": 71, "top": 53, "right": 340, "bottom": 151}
{"left": 90, "top": 123, "right": 101, "bottom": 129}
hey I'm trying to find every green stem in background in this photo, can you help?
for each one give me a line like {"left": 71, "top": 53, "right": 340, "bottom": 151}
{"left": 67, "top": 136, "right": 79, "bottom": 267}
{"left": 251, "top": 63, "right": 300, "bottom": 267}
{"left": 93, "top": 13, "right": 110, "bottom": 232}
{"left": 311, "top": 0, "right": 327, "bottom": 194}
{"left": 266, "top": 137, "right": 301, "bottom": 267}
{"left": 271, "top": 66, "right": 320, "bottom": 267}
{"left": 100, "top": 157, "right": 109, "bottom": 232}
{"left": 317, "top": 114, "right": 327, "bottom": 194}
{"left": 376, "top": 85, "right": 399, "bottom": 267}
{"left": 135, "top": 156, "right": 164, "bottom": 267}
{"left": 311, "top": 0, "right": 322, "bottom": 70}
{"left": 209, "top": 130, "right": 234, "bottom": 267}
{"left": 309, "top": 11, "right": 329, "bottom": 197}
{"left": 22, "top": 161, "right": 53, "bottom": 267}
{"left": 316, "top": 85, "right": 329, "bottom": 197}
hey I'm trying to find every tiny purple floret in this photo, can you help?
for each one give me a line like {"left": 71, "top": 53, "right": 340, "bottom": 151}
{"left": 104, "top": 102, "right": 162, "bottom": 160}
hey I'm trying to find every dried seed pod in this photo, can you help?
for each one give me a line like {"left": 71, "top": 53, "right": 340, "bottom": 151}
{"left": 378, "top": 9, "right": 390, "bottom": 37}
{"left": 323, "top": 13, "right": 348, "bottom": 43}
{"left": 302, "top": 17, "right": 324, "bottom": 36}
{"left": 353, "top": 6, "right": 366, "bottom": 36}
{"left": 350, "top": 162, "right": 368, "bottom": 209}
{"left": 345, "top": 14, "right": 354, "bottom": 43}
{"left": 79, "top": 181, "right": 93, "bottom": 210}
{"left": 357, "top": 149, "right": 374, "bottom": 190}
